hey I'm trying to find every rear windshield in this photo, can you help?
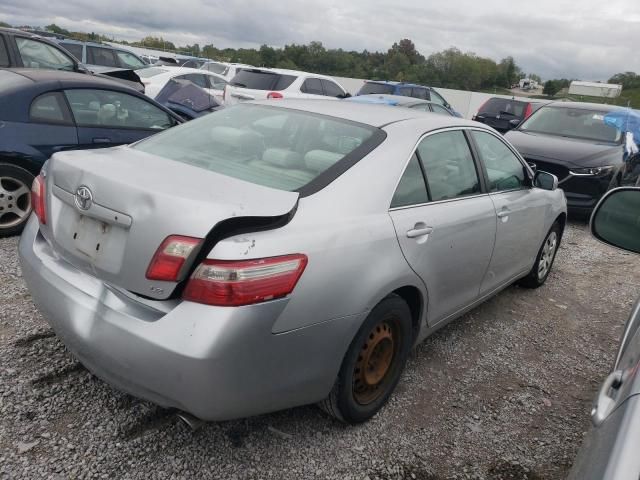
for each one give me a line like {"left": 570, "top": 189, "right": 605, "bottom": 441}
{"left": 230, "top": 70, "right": 296, "bottom": 91}
{"left": 520, "top": 106, "right": 622, "bottom": 143}
{"left": 134, "top": 104, "right": 378, "bottom": 191}
{"left": 480, "top": 98, "right": 526, "bottom": 117}
{"left": 136, "top": 67, "right": 169, "bottom": 78}
{"left": 359, "top": 83, "right": 395, "bottom": 95}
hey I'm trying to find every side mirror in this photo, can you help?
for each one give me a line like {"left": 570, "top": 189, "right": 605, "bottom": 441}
{"left": 509, "top": 119, "right": 521, "bottom": 128}
{"left": 75, "top": 63, "right": 90, "bottom": 74}
{"left": 591, "top": 187, "right": 640, "bottom": 254}
{"left": 534, "top": 170, "right": 558, "bottom": 190}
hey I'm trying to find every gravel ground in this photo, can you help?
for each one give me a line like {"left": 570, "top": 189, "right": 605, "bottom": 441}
{"left": 1, "top": 221, "right": 639, "bottom": 480}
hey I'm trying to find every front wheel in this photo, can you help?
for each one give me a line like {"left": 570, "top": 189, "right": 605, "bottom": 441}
{"left": 0, "top": 163, "right": 35, "bottom": 238}
{"left": 318, "top": 295, "right": 413, "bottom": 423}
{"left": 518, "top": 222, "right": 561, "bottom": 288}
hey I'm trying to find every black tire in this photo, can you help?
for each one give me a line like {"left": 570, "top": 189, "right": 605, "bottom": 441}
{"left": 0, "top": 163, "right": 35, "bottom": 238}
{"left": 518, "top": 222, "right": 561, "bottom": 288}
{"left": 319, "top": 295, "right": 413, "bottom": 424}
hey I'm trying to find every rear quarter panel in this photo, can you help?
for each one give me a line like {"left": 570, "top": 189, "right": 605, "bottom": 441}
{"left": 209, "top": 124, "right": 427, "bottom": 334}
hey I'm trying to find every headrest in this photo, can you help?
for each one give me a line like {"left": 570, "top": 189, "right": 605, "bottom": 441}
{"left": 210, "top": 126, "right": 263, "bottom": 158}
{"left": 304, "top": 150, "right": 343, "bottom": 173}
{"left": 262, "top": 148, "right": 303, "bottom": 168}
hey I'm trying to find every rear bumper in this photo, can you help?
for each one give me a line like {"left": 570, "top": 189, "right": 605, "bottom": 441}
{"left": 18, "top": 217, "right": 364, "bottom": 420}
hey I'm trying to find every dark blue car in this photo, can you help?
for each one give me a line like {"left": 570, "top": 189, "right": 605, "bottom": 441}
{"left": 357, "top": 80, "right": 462, "bottom": 117}
{"left": 0, "top": 68, "right": 182, "bottom": 236}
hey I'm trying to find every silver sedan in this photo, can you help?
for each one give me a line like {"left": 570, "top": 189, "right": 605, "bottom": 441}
{"left": 19, "top": 100, "right": 567, "bottom": 423}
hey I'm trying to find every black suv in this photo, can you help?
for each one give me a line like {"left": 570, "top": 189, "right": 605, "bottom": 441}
{"left": 473, "top": 97, "right": 544, "bottom": 133}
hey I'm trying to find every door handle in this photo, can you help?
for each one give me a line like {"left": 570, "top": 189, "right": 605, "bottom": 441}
{"left": 92, "top": 138, "right": 112, "bottom": 144}
{"left": 591, "top": 370, "right": 624, "bottom": 426}
{"left": 497, "top": 209, "right": 510, "bottom": 218}
{"left": 406, "top": 226, "right": 433, "bottom": 238}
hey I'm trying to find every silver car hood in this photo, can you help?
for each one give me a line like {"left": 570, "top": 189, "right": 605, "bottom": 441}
{"left": 43, "top": 146, "right": 299, "bottom": 299}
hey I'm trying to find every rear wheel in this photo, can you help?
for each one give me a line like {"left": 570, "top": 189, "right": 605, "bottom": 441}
{"left": 319, "top": 295, "right": 413, "bottom": 423}
{"left": 0, "top": 163, "right": 34, "bottom": 238}
{"left": 518, "top": 222, "right": 561, "bottom": 288}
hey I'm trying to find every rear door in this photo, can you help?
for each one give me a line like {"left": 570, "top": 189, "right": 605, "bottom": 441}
{"left": 388, "top": 129, "right": 496, "bottom": 324}
{"left": 64, "top": 88, "right": 176, "bottom": 147}
{"left": 469, "top": 129, "right": 547, "bottom": 293}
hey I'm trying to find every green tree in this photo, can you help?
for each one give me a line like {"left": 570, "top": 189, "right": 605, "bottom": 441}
{"left": 543, "top": 80, "right": 560, "bottom": 96}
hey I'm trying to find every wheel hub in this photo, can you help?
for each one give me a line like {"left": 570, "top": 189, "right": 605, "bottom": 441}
{"left": 0, "top": 176, "right": 32, "bottom": 228}
{"left": 353, "top": 321, "right": 396, "bottom": 404}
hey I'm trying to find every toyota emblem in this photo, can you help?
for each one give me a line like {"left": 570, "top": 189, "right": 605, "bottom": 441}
{"left": 74, "top": 186, "right": 93, "bottom": 211}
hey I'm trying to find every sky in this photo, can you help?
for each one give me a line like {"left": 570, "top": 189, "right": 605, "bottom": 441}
{"left": 1, "top": 0, "right": 639, "bottom": 81}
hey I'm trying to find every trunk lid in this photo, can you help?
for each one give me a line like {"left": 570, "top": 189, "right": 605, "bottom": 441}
{"left": 224, "top": 85, "right": 269, "bottom": 105}
{"left": 43, "top": 147, "right": 299, "bottom": 299}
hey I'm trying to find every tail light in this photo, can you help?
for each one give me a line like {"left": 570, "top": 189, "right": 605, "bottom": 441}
{"left": 31, "top": 173, "right": 46, "bottom": 225}
{"left": 524, "top": 103, "right": 533, "bottom": 119}
{"left": 146, "top": 235, "right": 202, "bottom": 281}
{"left": 267, "top": 91, "right": 283, "bottom": 99}
{"left": 183, "top": 254, "right": 307, "bottom": 306}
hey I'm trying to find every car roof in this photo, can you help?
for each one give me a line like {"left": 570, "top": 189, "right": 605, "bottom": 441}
{"left": 243, "top": 67, "right": 335, "bottom": 80}
{"left": 349, "top": 94, "right": 432, "bottom": 106}
{"left": 363, "top": 80, "right": 427, "bottom": 88}
{"left": 6, "top": 68, "right": 127, "bottom": 88}
{"left": 248, "top": 99, "right": 473, "bottom": 129}
{"left": 545, "top": 101, "right": 623, "bottom": 111}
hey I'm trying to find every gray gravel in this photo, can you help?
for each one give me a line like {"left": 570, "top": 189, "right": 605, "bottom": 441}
{"left": 1, "top": 221, "right": 639, "bottom": 479}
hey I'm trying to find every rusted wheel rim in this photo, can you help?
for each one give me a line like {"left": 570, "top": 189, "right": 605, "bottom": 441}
{"left": 353, "top": 320, "right": 397, "bottom": 405}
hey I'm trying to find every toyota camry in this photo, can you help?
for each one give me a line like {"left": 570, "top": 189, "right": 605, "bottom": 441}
{"left": 19, "top": 100, "right": 567, "bottom": 423}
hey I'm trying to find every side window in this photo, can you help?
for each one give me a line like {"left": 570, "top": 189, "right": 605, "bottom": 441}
{"left": 0, "top": 37, "right": 10, "bottom": 67}
{"left": 115, "top": 51, "right": 146, "bottom": 69}
{"left": 431, "top": 104, "right": 452, "bottom": 116}
{"left": 301, "top": 78, "right": 324, "bottom": 95}
{"left": 15, "top": 37, "right": 75, "bottom": 71}
{"left": 87, "top": 47, "right": 118, "bottom": 67}
{"left": 418, "top": 131, "right": 481, "bottom": 201}
{"left": 398, "top": 87, "right": 413, "bottom": 97}
{"left": 29, "top": 92, "right": 72, "bottom": 124}
{"left": 64, "top": 89, "right": 175, "bottom": 130}
{"left": 412, "top": 88, "right": 428, "bottom": 100}
{"left": 179, "top": 74, "right": 208, "bottom": 88}
{"left": 391, "top": 154, "right": 429, "bottom": 208}
{"left": 59, "top": 43, "right": 83, "bottom": 61}
{"left": 471, "top": 130, "right": 527, "bottom": 192}
{"left": 208, "top": 76, "right": 227, "bottom": 90}
{"left": 321, "top": 80, "right": 345, "bottom": 97}
{"left": 429, "top": 90, "right": 447, "bottom": 106}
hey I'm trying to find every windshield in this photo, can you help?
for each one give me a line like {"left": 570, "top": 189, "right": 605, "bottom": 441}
{"left": 359, "top": 83, "right": 395, "bottom": 95}
{"left": 134, "top": 104, "right": 377, "bottom": 191}
{"left": 202, "top": 62, "right": 229, "bottom": 75}
{"left": 520, "top": 106, "right": 622, "bottom": 143}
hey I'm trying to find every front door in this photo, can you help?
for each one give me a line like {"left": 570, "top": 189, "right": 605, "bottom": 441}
{"left": 64, "top": 88, "right": 176, "bottom": 149}
{"left": 388, "top": 130, "right": 497, "bottom": 324}
{"left": 469, "top": 130, "right": 548, "bottom": 293}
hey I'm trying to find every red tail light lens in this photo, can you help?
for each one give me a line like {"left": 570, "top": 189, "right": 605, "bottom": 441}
{"left": 183, "top": 254, "right": 308, "bottom": 306}
{"left": 267, "top": 91, "right": 283, "bottom": 99}
{"left": 524, "top": 103, "right": 533, "bottom": 119}
{"left": 31, "top": 173, "right": 46, "bottom": 225}
{"left": 146, "top": 235, "right": 202, "bottom": 281}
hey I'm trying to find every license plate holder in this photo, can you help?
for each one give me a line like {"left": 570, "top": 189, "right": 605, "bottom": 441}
{"left": 73, "top": 215, "right": 110, "bottom": 260}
